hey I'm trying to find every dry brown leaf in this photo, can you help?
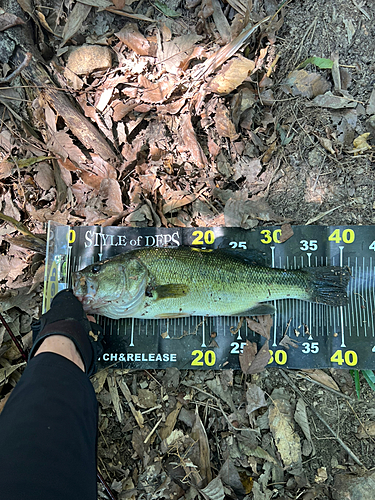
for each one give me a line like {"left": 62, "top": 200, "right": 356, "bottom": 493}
{"left": 178, "top": 113, "right": 208, "bottom": 167}
{"left": 245, "top": 315, "right": 272, "bottom": 340}
{"left": 208, "top": 56, "right": 255, "bottom": 95}
{"left": 356, "top": 421, "right": 375, "bottom": 439}
{"left": 47, "top": 130, "right": 87, "bottom": 166}
{"left": 99, "top": 178, "right": 123, "bottom": 213}
{"left": 163, "top": 193, "right": 198, "bottom": 214}
{"left": 278, "top": 223, "right": 294, "bottom": 243}
{"left": 0, "top": 12, "right": 25, "bottom": 31}
{"left": 307, "top": 91, "right": 357, "bottom": 109}
{"left": 116, "top": 23, "right": 155, "bottom": 56}
{"left": 108, "top": 374, "right": 123, "bottom": 422}
{"left": 269, "top": 398, "right": 302, "bottom": 469}
{"left": 191, "top": 407, "right": 212, "bottom": 484}
{"left": 279, "top": 335, "right": 299, "bottom": 349}
{"left": 61, "top": 2, "right": 91, "bottom": 47}
{"left": 138, "top": 74, "right": 178, "bottom": 103}
{"left": 301, "top": 369, "right": 340, "bottom": 391}
{"left": 211, "top": 0, "right": 230, "bottom": 43}
{"left": 161, "top": 34, "right": 202, "bottom": 74}
{"left": 117, "top": 379, "right": 144, "bottom": 428}
{"left": 281, "top": 69, "right": 330, "bottom": 98}
{"left": 214, "top": 102, "right": 239, "bottom": 140}
{"left": 159, "top": 402, "right": 182, "bottom": 440}
{"left": 240, "top": 340, "right": 270, "bottom": 374}
{"left": 0, "top": 160, "right": 13, "bottom": 179}
{"left": 246, "top": 383, "right": 267, "bottom": 416}
{"left": 351, "top": 132, "right": 371, "bottom": 155}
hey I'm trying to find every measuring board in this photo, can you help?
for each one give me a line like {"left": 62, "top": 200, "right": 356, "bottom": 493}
{"left": 43, "top": 223, "right": 375, "bottom": 371}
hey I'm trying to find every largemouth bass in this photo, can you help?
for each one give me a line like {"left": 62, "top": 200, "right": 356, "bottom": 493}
{"left": 72, "top": 247, "right": 351, "bottom": 320}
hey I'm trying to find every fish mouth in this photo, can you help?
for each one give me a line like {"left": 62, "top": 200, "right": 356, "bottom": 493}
{"left": 72, "top": 272, "right": 102, "bottom": 313}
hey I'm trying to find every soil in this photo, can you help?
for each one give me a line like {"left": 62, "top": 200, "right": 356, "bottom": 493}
{"left": 1, "top": 0, "right": 375, "bottom": 499}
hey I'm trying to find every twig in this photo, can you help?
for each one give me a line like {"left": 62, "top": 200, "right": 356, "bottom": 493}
{"left": 144, "top": 416, "right": 163, "bottom": 443}
{"left": 181, "top": 381, "right": 259, "bottom": 433}
{"left": 97, "top": 469, "right": 117, "bottom": 500}
{"left": 0, "top": 52, "right": 32, "bottom": 85}
{"left": 279, "top": 370, "right": 365, "bottom": 468}
{"left": 0, "top": 312, "right": 28, "bottom": 361}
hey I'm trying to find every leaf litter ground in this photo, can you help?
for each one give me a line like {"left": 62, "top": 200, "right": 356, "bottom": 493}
{"left": 1, "top": 0, "right": 375, "bottom": 498}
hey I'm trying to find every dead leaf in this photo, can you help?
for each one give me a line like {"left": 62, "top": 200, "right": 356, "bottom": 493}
{"left": 138, "top": 74, "right": 178, "bottom": 103}
{"left": 0, "top": 159, "right": 13, "bottom": 179}
{"left": 350, "top": 132, "right": 371, "bottom": 155}
{"left": 208, "top": 55, "right": 255, "bottom": 95}
{"left": 245, "top": 315, "right": 272, "bottom": 340}
{"left": 0, "top": 12, "right": 25, "bottom": 31}
{"left": 47, "top": 130, "right": 87, "bottom": 165}
{"left": 0, "top": 362, "right": 26, "bottom": 385}
{"left": 279, "top": 223, "right": 294, "bottom": 243}
{"left": 307, "top": 91, "right": 357, "bottom": 109}
{"left": 160, "top": 34, "right": 202, "bottom": 74}
{"left": 163, "top": 193, "right": 198, "bottom": 214}
{"left": 159, "top": 402, "right": 182, "bottom": 440}
{"left": 294, "top": 398, "right": 314, "bottom": 454}
{"left": 301, "top": 369, "right": 340, "bottom": 391}
{"left": 116, "top": 23, "right": 155, "bottom": 56}
{"left": 355, "top": 421, "right": 375, "bottom": 439}
{"left": 214, "top": 102, "right": 239, "bottom": 140}
{"left": 218, "top": 459, "right": 246, "bottom": 497}
{"left": 279, "top": 335, "right": 299, "bottom": 349}
{"left": 246, "top": 383, "right": 267, "bottom": 416}
{"left": 315, "top": 467, "right": 328, "bottom": 484}
{"left": 99, "top": 178, "right": 123, "bottom": 213}
{"left": 191, "top": 407, "right": 212, "bottom": 484}
{"left": 200, "top": 476, "right": 225, "bottom": 500}
{"left": 269, "top": 398, "right": 302, "bottom": 470}
{"left": 61, "top": 2, "right": 91, "bottom": 47}
{"left": 117, "top": 378, "right": 144, "bottom": 428}
{"left": 224, "top": 197, "right": 281, "bottom": 228}
{"left": 281, "top": 69, "right": 330, "bottom": 98}
{"left": 239, "top": 340, "right": 271, "bottom": 374}
{"left": 108, "top": 374, "right": 123, "bottom": 422}
{"left": 178, "top": 113, "right": 208, "bottom": 167}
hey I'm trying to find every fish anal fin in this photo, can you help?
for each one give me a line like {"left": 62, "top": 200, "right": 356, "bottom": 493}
{"left": 240, "top": 303, "right": 276, "bottom": 316}
{"left": 154, "top": 284, "right": 189, "bottom": 300}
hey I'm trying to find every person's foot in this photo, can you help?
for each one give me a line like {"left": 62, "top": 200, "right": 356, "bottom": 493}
{"left": 29, "top": 289, "right": 102, "bottom": 375}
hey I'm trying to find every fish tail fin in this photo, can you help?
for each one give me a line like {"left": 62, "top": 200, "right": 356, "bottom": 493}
{"left": 305, "top": 266, "right": 351, "bottom": 306}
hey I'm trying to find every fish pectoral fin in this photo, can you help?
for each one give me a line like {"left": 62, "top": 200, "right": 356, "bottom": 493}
{"left": 154, "top": 284, "right": 189, "bottom": 300}
{"left": 240, "top": 303, "right": 276, "bottom": 316}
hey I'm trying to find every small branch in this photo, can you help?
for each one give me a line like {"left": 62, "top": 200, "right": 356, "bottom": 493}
{"left": 0, "top": 52, "right": 32, "bottom": 85}
{"left": 280, "top": 370, "right": 365, "bottom": 468}
{"left": 0, "top": 312, "right": 28, "bottom": 361}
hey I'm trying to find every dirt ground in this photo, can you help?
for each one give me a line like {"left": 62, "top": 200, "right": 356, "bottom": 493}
{"left": 1, "top": 0, "right": 375, "bottom": 499}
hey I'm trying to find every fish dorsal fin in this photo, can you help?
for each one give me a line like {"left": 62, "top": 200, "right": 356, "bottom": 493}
{"left": 153, "top": 284, "right": 189, "bottom": 300}
{"left": 240, "top": 303, "right": 276, "bottom": 316}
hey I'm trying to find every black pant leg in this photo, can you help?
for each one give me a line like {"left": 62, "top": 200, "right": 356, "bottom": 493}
{"left": 0, "top": 352, "right": 98, "bottom": 500}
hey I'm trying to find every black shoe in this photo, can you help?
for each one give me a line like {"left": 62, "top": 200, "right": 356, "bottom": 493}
{"left": 29, "top": 289, "right": 102, "bottom": 376}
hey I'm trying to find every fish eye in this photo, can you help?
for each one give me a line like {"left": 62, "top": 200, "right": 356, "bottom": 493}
{"left": 91, "top": 264, "right": 101, "bottom": 274}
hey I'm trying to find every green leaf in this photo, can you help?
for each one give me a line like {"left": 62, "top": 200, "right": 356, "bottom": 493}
{"left": 277, "top": 124, "right": 294, "bottom": 146}
{"left": 362, "top": 370, "right": 375, "bottom": 392}
{"left": 297, "top": 57, "right": 334, "bottom": 70}
{"left": 153, "top": 1, "right": 180, "bottom": 17}
{"left": 350, "top": 370, "right": 361, "bottom": 400}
